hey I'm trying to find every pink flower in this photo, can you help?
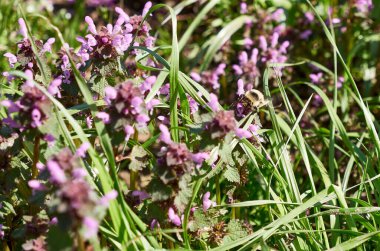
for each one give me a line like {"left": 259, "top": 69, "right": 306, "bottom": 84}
{"left": 76, "top": 142, "right": 91, "bottom": 158}
{"left": 235, "top": 128, "right": 253, "bottom": 139}
{"left": 104, "top": 86, "right": 117, "bottom": 105}
{"left": 150, "top": 219, "right": 160, "bottom": 230}
{"left": 310, "top": 72, "right": 323, "bottom": 84}
{"left": 190, "top": 72, "right": 202, "bottom": 82}
{"left": 48, "top": 78, "right": 62, "bottom": 98}
{"left": 31, "top": 109, "right": 42, "bottom": 128}
{"left": 96, "top": 112, "right": 110, "bottom": 124}
{"left": 28, "top": 180, "right": 46, "bottom": 191}
{"left": 4, "top": 53, "right": 17, "bottom": 67}
{"left": 208, "top": 93, "right": 220, "bottom": 112}
{"left": 136, "top": 114, "right": 149, "bottom": 124}
{"left": 146, "top": 99, "right": 160, "bottom": 112}
{"left": 115, "top": 7, "right": 130, "bottom": 22}
{"left": 85, "top": 16, "right": 97, "bottom": 35}
{"left": 240, "top": 2, "right": 248, "bottom": 14}
{"left": 124, "top": 125, "right": 134, "bottom": 141}
{"left": 141, "top": 76, "right": 156, "bottom": 92}
{"left": 99, "top": 190, "right": 118, "bottom": 207}
{"left": 202, "top": 192, "right": 216, "bottom": 212}
{"left": 237, "top": 79, "right": 245, "bottom": 96}
{"left": 47, "top": 160, "right": 67, "bottom": 184}
{"left": 24, "top": 70, "right": 34, "bottom": 87}
{"left": 44, "top": 134, "right": 56, "bottom": 147}
{"left": 86, "top": 116, "right": 93, "bottom": 128}
{"left": 159, "top": 124, "right": 172, "bottom": 144}
{"left": 18, "top": 18, "right": 28, "bottom": 38}
{"left": 142, "top": 1, "right": 152, "bottom": 17}
{"left": 43, "top": 38, "right": 55, "bottom": 53}
{"left": 168, "top": 207, "right": 181, "bottom": 226}
{"left": 83, "top": 217, "right": 99, "bottom": 239}
{"left": 191, "top": 152, "right": 210, "bottom": 168}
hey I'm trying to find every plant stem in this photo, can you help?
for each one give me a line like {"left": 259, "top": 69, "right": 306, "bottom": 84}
{"left": 130, "top": 170, "right": 137, "bottom": 190}
{"left": 215, "top": 174, "right": 221, "bottom": 205}
{"left": 31, "top": 134, "right": 41, "bottom": 179}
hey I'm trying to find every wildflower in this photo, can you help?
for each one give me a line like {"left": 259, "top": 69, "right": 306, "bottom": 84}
{"left": 4, "top": 53, "right": 17, "bottom": 67}
{"left": 235, "top": 128, "right": 253, "bottom": 139}
{"left": 202, "top": 192, "right": 216, "bottom": 212}
{"left": 47, "top": 78, "right": 62, "bottom": 98}
{"left": 240, "top": 2, "right": 248, "bottom": 14}
{"left": 207, "top": 110, "right": 236, "bottom": 140}
{"left": 104, "top": 80, "right": 150, "bottom": 128}
{"left": 142, "top": 1, "right": 153, "bottom": 17}
{"left": 18, "top": 18, "right": 28, "bottom": 38}
{"left": 192, "top": 63, "right": 226, "bottom": 90}
{"left": 76, "top": 142, "right": 91, "bottom": 158}
{"left": 237, "top": 79, "right": 245, "bottom": 96}
{"left": 42, "top": 38, "right": 55, "bottom": 53}
{"left": 159, "top": 124, "right": 172, "bottom": 144}
{"left": 310, "top": 72, "right": 323, "bottom": 84}
{"left": 43, "top": 134, "right": 56, "bottom": 147}
{"left": 150, "top": 219, "right": 160, "bottom": 230}
{"left": 168, "top": 207, "right": 181, "bottom": 226}
{"left": 124, "top": 125, "right": 135, "bottom": 141}
{"left": 86, "top": 116, "right": 93, "bottom": 128}
{"left": 99, "top": 190, "right": 118, "bottom": 207}
{"left": 83, "top": 217, "right": 99, "bottom": 239}
{"left": 46, "top": 160, "right": 67, "bottom": 184}
{"left": 0, "top": 224, "right": 3, "bottom": 239}
{"left": 208, "top": 94, "right": 220, "bottom": 112}
{"left": 28, "top": 180, "right": 46, "bottom": 191}
{"left": 96, "top": 112, "right": 110, "bottom": 124}
{"left": 191, "top": 152, "right": 210, "bottom": 168}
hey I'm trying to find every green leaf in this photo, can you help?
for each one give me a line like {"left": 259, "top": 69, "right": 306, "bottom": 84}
{"left": 129, "top": 145, "right": 149, "bottom": 172}
{"left": 224, "top": 166, "right": 240, "bottom": 184}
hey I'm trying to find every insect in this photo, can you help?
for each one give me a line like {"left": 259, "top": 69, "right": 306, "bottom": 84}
{"left": 233, "top": 89, "right": 269, "bottom": 114}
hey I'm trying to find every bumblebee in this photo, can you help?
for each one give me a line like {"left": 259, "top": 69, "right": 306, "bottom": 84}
{"left": 236, "top": 89, "right": 269, "bottom": 114}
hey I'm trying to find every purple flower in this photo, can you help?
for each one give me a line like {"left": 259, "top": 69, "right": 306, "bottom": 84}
{"left": 44, "top": 134, "right": 56, "bottom": 147}
{"left": 142, "top": 1, "right": 153, "bottom": 17}
{"left": 42, "top": 38, "right": 55, "bottom": 53}
{"left": 140, "top": 76, "right": 156, "bottom": 93}
{"left": 355, "top": 0, "right": 373, "bottom": 13}
{"left": 18, "top": 18, "right": 28, "bottom": 38}
{"left": 31, "top": 109, "right": 42, "bottom": 128}
{"left": 310, "top": 72, "right": 323, "bottom": 84}
{"left": 24, "top": 69, "right": 34, "bottom": 87}
{"left": 191, "top": 152, "right": 209, "bottom": 168}
{"left": 240, "top": 2, "right": 248, "bottom": 14}
{"left": 0, "top": 224, "right": 3, "bottom": 239}
{"left": 237, "top": 79, "right": 245, "bottom": 96}
{"left": 86, "top": 116, "right": 93, "bottom": 128}
{"left": 159, "top": 124, "right": 172, "bottom": 144}
{"left": 235, "top": 128, "right": 253, "bottom": 139}
{"left": 47, "top": 160, "right": 67, "bottom": 184}
{"left": 202, "top": 192, "right": 216, "bottom": 212}
{"left": 300, "top": 30, "right": 312, "bottom": 40}
{"left": 208, "top": 93, "right": 220, "bottom": 112}
{"left": 4, "top": 53, "right": 17, "bottom": 67}
{"left": 99, "top": 190, "right": 118, "bottom": 207}
{"left": 104, "top": 86, "right": 117, "bottom": 105}
{"left": 150, "top": 219, "right": 160, "bottom": 230}
{"left": 124, "top": 125, "right": 134, "bottom": 141}
{"left": 190, "top": 72, "right": 202, "bottom": 82}
{"left": 168, "top": 207, "right": 181, "bottom": 226}
{"left": 76, "top": 142, "right": 91, "bottom": 158}
{"left": 115, "top": 7, "right": 130, "bottom": 22}
{"left": 83, "top": 217, "right": 99, "bottom": 239}
{"left": 85, "top": 16, "right": 97, "bottom": 35}
{"left": 28, "top": 180, "right": 46, "bottom": 191}
{"left": 48, "top": 78, "right": 62, "bottom": 98}
{"left": 96, "top": 112, "right": 110, "bottom": 124}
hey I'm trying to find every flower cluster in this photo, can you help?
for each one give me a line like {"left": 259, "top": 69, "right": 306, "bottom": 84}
{"left": 100, "top": 80, "right": 151, "bottom": 131}
{"left": 29, "top": 148, "right": 116, "bottom": 240}
{"left": 2, "top": 82, "right": 51, "bottom": 130}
